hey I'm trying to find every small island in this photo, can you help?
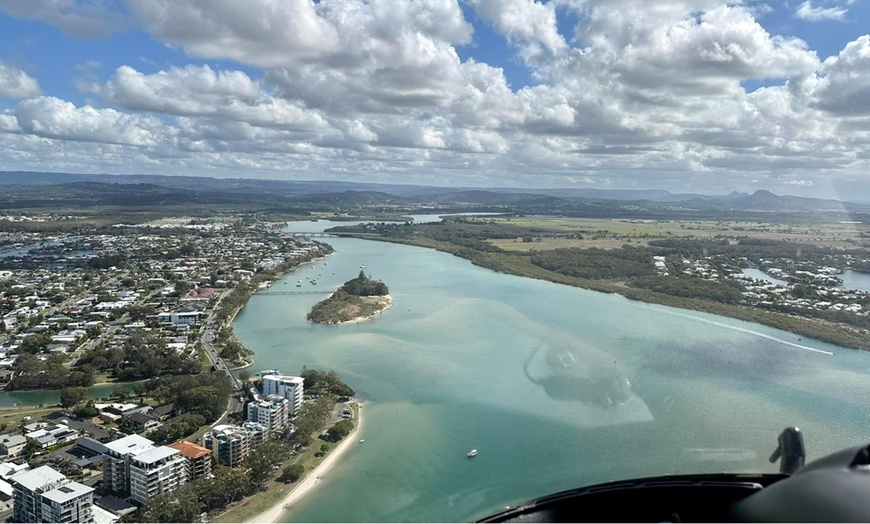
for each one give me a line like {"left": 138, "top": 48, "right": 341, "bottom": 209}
{"left": 308, "top": 271, "right": 392, "bottom": 324}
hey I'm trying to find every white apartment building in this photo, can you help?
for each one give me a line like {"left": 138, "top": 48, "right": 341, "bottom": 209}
{"left": 246, "top": 395, "right": 289, "bottom": 435}
{"left": 129, "top": 447, "right": 187, "bottom": 504}
{"left": 102, "top": 434, "right": 187, "bottom": 502}
{"left": 102, "top": 435, "right": 153, "bottom": 496}
{"left": 202, "top": 422, "right": 268, "bottom": 468}
{"left": 11, "top": 465, "right": 94, "bottom": 523}
{"left": 260, "top": 375, "right": 304, "bottom": 416}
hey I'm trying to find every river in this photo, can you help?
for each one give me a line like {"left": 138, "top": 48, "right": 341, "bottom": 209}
{"left": 232, "top": 220, "right": 870, "bottom": 522}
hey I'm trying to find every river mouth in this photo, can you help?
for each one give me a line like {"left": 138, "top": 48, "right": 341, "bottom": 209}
{"left": 232, "top": 220, "right": 870, "bottom": 522}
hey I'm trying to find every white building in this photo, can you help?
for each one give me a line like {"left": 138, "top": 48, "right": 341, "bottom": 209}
{"left": 0, "top": 435, "right": 27, "bottom": 459}
{"left": 103, "top": 435, "right": 154, "bottom": 495}
{"left": 246, "top": 396, "right": 289, "bottom": 435}
{"left": 11, "top": 465, "right": 94, "bottom": 523}
{"left": 128, "top": 447, "right": 187, "bottom": 504}
{"left": 25, "top": 423, "right": 79, "bottom": 449}
{"left": 102, "top": 435, "right": 187, "bottom": 502}
{"left": 260, "top": 375, "right": 304, "bottom": 416}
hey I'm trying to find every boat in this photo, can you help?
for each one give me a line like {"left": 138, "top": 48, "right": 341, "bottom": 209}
{"left": 360, "top": 264, "right": 367, "bottom": 268}
{"left": 296, "top": 283, "right": 302, "bottom": 287}
{"left": 359, "top": 439, "right": 365, "bottom": 443}
{"left": 467, "top": 449, "right": 478, "bottom": 458}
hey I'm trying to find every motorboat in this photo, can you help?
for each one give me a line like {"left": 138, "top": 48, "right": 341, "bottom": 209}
{"left": 468, "top": 449, "right": 478, "bottom": 458}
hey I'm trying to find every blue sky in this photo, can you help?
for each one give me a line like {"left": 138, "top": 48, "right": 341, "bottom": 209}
{"left": 1, "top": 0, "right": 870, "bottom": 198}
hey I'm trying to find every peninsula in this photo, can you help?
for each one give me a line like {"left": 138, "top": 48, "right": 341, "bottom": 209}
{"left": 307, "top": 271, "right": 392, "bottom": 324}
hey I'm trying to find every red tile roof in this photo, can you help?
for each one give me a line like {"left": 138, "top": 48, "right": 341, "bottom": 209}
{"left": 169, "top": 441, "right": 211, "bottom": 459}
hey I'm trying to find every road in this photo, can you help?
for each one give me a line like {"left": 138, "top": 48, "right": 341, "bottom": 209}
{"left": 200, "top": 296, "right": 244, "bottom": 426}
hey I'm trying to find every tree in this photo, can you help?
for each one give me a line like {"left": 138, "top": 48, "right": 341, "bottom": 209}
{"left": 111, "top": 385, "right": 129, "bottom": 400}
{"left": 279, "top": 464, "right": 305, "bottom": 483}
{"left": 238, "top": 369, "right": 251, "bottom": 384}
{"left": 320, "top": 444, "right": 330, "bottom": 454}
{"left": 60, "top": 386, "right": 87, "bottom": 408}
{"left": 327, "top": 419, "right": 354, "bottom": 441}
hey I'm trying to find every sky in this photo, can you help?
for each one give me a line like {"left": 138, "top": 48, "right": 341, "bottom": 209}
{"left": 1, "top": 1, "right": 870, "bottom": 198}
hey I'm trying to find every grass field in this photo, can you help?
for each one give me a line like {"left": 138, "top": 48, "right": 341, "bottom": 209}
{"left": 0, "top": 406, "right": 59, "bottom": 428}
{"left": 467, "top": 217, "right": 870, "bottom": 251}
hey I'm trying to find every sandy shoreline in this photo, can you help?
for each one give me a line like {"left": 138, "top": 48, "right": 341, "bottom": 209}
{"left": 247, "top": 403, "right": 365, "bottom": 523}
{"left": 337, "top": 294, "right": 393, "bottom": 325}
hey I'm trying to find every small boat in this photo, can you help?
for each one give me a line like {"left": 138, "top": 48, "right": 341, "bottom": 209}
{"left": 360, "top": 264, "right": 367, "bottom": 268}
{"left": 312, "top": 281, "right": 317, "bottom": 285}
{"left": 359, "top": 439, "right": 365, "bottom": 443}
{"left": 296, "top": 283, "right": 302, "bottom": 287}
{"left": 467, "top": 449, "right": 478, "bottom": 458}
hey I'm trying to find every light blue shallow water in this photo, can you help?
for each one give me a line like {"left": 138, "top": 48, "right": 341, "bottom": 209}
{"left": 233, "top": 221, "right": 870, "bottom": 522}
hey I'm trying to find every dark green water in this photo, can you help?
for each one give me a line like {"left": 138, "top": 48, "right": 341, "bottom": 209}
{"left": 232, "top": 220, "right": 870, "bottom": 522}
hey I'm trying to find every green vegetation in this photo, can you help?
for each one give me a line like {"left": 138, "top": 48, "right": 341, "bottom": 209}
{"left": 8, "top": 354, "right": 95, "bottom": 390}
{"left": 300, "top": 368, "right": 356, "bottom": 397}
{"left": 76, "top": 330, "right": 199, "bottom": 382}
{"left": 59, "top": 386, "right": 87, "bottom": 408}
{"left": 139, "top": 373, "right": 233, "bottom": 423}
{"left": 145, "top": 414, "right": 208, "bottom": 445}
{"left": 307, "top": 271, "right": 390, "bottom": 324}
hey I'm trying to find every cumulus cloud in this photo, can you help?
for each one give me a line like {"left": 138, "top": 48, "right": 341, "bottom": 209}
{"left": 3, "top": 0, "right": 870, "bottom": 194}
{"left": 795, "top": 1, "right": 847, "bottom": 21}
{"left": 0, "top": 63, "right": 41, "bottom": 99}
{"left": 7, "top": 97, "right": 168, "bottom": 146}
{"left": 0, "top": 0, "right": 124, "bottom": 37}
{"left": 813, "top": 35, "right": 870, "bottom": 115}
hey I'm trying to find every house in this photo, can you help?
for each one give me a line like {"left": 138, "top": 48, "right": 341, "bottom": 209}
{"left": 149, "top": 404, "right": 175, "bottom": 421}
{"left": 0, "top": 435, "right": 27, "bottom": 459}
{"left": 125, "top": 413, "right": 159, "bottom": 433}
{"left": 25, "top": 424, "right": 79, "bottom": 449}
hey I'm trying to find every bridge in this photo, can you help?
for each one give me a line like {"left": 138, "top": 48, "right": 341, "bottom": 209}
{"left": 284, "top": 232, "right": 338, "bottom": 237}
{"left": 255, "top": 290, "right": 333, "bottom": 295}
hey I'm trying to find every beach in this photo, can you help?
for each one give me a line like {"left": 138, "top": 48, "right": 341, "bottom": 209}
{"left": 247, "top": 403, "right": 364, "bottom": 523}
{"left": 337, "top": 294, "right": 393, "bottom": 325}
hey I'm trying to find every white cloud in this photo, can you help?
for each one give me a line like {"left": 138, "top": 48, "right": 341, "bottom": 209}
{"left": 0, "top": 63, "right": 41, "bottom": 99}
{"left": 0, "top": 0, "right": 124, "bottom": 37}
{"left": 7, "top": 97, "right": 168, "bottom": 146}
{"left": 813, "top": 35, "right": 870, "bottom": 115}
{"left": 3, "top": 0, "right": 870, "bottom": 195}
{"left": 795, "top": 1, "right": 847, "bottom": 21}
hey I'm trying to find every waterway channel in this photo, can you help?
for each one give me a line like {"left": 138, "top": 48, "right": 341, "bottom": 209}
{"left": 233, "top": 220, "right": 870, "bottom": 522}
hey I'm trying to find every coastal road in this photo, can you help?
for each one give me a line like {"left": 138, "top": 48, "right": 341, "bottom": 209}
{"left": 200, "top": 295, "right": 244, "bottom": 425}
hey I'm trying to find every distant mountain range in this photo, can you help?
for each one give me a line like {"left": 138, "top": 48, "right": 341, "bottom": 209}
{"left": 0, "top": 170, "right": 861, "bottom": 212}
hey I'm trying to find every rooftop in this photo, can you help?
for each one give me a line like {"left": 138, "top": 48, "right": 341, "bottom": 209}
{"left": 10, "top": 465, "right": 66, "bottom": 492}
{"left": 132, "top": 445, "right": 179, "bottom": 465}
{"left": 42, "top": 481, "right": 93, "bottom": 504}
{"left": 103, "top": 434, "right": 154, "bottom": 457}
{"left": 169, "top": 441, "right": 211, "bottom": 460}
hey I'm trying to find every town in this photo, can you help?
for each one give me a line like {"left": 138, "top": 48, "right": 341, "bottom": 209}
{"left": 0, "top": 215, "right": 359, "bottom": 523}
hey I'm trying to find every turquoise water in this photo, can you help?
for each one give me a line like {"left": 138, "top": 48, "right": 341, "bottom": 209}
{"left": 233, "top": 221, "right": 870, "bottom": 522}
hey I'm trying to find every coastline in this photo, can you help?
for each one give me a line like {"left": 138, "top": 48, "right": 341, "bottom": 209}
{"left": 337, "top": 295, "right": 393, "bottom": 325}
{"left": 247, "top": 403, "right": 364, "bottom": 523}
